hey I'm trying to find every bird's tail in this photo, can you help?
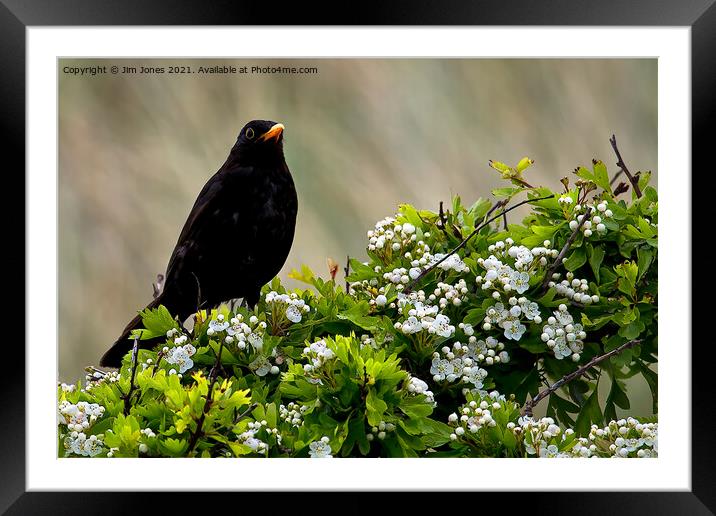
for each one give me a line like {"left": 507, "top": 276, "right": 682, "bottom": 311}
{"left": 100, "top": 295, "right": 165, "bottom": 367}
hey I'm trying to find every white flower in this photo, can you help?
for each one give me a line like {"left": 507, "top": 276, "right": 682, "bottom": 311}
{"left": 247, "top": 332, "right": 264, "bottom": 351}
{"left": 401, "top": 316, "right": 422, "bottom": 335}
{"left": 285, "top": 304, "right": 302, "bottom": 323}
{"left": 503, "top": 319, "right": 527, "bottom": 341}
{"left": 209, "top": 319, "right": 229, "bottom": 333}
{"left": 430, "top": 358, "right": 455, "bottom": 381}
{"left": 309, "top": 438, "right": 333, "bottom": 458}
{"left": 249, "top": 355, "right": 272, "bottom": 376}
{"left": 435, "top": 253, "right": 469, "bottom": 273}
{"left": 165, "top": 346, "right": 194, "bottom": 373}
{"left": 520, "top": 300, "right": 541, "bottom": 320}
{"left": 239, "top": 433, "right": 267, "bottom": 453}
{"left": 510, "top": 271, "right": 531, "bottom": 294}
{"left": 463, "top": 366, "right": 488, "bottom": 388}
{"left": 429, "top": 314, "right": 455, "bottom": 338}
{"left": 375, "top": 294, "right": 388, "bottom": 307}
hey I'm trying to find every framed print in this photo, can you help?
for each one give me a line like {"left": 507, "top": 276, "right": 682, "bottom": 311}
{"left": 3, "top": 1, "right": 711, "bottom": 513}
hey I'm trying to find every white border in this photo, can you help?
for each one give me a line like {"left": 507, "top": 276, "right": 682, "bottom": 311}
{"left": 27, "top": 27, "right": 690, "bottom": 491}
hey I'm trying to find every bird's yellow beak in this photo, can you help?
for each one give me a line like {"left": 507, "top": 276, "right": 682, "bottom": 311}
{"left": 257, "top": 123, "right": 285, "bottom": 143}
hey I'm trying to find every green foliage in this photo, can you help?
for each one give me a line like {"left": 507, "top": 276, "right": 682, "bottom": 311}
{"left": 57, "top": 153, "right": 658, "bottom": 458}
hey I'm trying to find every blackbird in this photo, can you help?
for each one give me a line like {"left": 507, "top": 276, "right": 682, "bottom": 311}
{"left": 100, "top": 120, "right": 298, "bottom": 367}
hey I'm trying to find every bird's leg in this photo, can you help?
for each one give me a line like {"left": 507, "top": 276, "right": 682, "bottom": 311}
{"left": 152, "top": 274, "right": 164, "bottom": 299}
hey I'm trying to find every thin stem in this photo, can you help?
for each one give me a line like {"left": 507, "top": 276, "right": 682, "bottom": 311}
{"left": 405, "top": 195, "right": 554, "bottom": 294}
{"left": 436, "top": 201, "right": 451, "bottom": 238}
{"left": 122, "top": 336, "right": 140, "bottom": 416}
{"left": 522, "top": 339, "right": 642, "bottom": 417}
{"left": 234, "top": 403, "right": 258, "bottom": 425}
{"left": 187, "top": 340, "right": 225, "bottom": 454}
{"left": 540, "top": 206, "right": 593, "bottom": 293}
{"left": 344, "top": 255, "right": 350, "bottom": 294}
{"left": 609, "top": 135, "right": 642, "bottom": 198}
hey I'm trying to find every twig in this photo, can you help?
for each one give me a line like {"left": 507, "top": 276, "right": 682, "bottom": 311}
{"left": 234, "top": 402, "right": 258, "bottom": 425}
{"left": 522, "top": 339, "right": 642, "bottom": 417}
{"left": 540, "top": 206, "right": 593, "bottom": 293}
{"left": 151, "top": 350, "right": 166, "bottom": 378}
{"left": 612, "top": 181, "right": 630, "bottom": 197}
{"left": 404, "top": 195, "right": 554, "bottom": 294}
{"left": 436, "top": 201, "right": 463, "bottom": 239}
{"left": 609, "top": 170, "right": 623, "bottom": 186}
{"left": 485, "top": 199, "right": 508, "bottom": 220}
{"left": 344, "top": 255, "right": 350, "bottom": 294}
{"left": 122, "top": 336, "right": 140, "bottom": 416}
{"left": 187, "top": 341, "right": 225, "bottom": 454}
{"left": 609, "top": 135, "right": 642, "bottom": 198}
{"left": 436, "top": 201, "right": 450, "bottom": 237}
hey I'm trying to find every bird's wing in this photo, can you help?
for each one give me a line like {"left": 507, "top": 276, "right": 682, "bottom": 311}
{"left": 163, "top": 169, "right": 242, "bottom": 282}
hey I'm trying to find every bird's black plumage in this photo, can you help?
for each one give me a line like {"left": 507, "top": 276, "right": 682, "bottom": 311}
{"left": 100, "top": 120, "right": 298, "bottom": 367}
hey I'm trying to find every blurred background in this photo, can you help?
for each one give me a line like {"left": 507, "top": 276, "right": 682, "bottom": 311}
{"left": 59, "top": 58, "right": 657, "bottom": 415}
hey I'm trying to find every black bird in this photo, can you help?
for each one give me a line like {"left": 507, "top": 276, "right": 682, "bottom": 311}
{"left": 100, "top": 120, "right": 298, "bottom": 367}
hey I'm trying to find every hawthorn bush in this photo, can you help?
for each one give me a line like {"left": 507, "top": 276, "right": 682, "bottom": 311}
{"left": 58, "top": 149, "right": 658, "bottom": 458}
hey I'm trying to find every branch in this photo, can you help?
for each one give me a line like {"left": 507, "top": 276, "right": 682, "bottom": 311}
{"left": 344, "top": 255, "right": 350, "bottom": 294}
{"left": 540, "top": 206, "right": 593, "bottom": 293}
{"left": 122, "top": 336, "right": 140, "bottom": 416}
{"left": 609, "top": 135, "right": 642, "bottom": 198}
{"left": 187, "top": 340, "right": 225, "bottom": 454}
{"left": 404, "top": 195, "right": 554, "bottom": 294}
{"left": 437, "top": 201, "right": 448, "bottom": 235}
{"left": 234, "top": 402, "right": 258, "bottom": 425}
{"left": 521, "top": 339, "right": 642, "bottom": 417}
{"left": 436, "top": 201, "right": 462, "bottom": 239}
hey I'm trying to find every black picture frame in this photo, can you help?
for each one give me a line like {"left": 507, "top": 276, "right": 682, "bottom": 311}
{"left": 3, "top": 1, "right": 709, "bottom": 514}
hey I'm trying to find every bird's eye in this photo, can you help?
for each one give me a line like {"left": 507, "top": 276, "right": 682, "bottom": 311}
{"left": 246, "top": 127, "right": 255, "bottom": 139}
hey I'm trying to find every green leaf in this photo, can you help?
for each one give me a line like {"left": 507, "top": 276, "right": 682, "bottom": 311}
{"left": 516, "top": 157, "right": 534, "bottom": 173}
{"left": 137, "top": 305, "right": 179, "bottom": 340}
{"left": 564, "top": 246, "right": 587, "bottom": 272}
{"left": 398, "top": 396, "right": 433, "bottom": 419}
{"left": 366, "top": 389, "right": 388, "bottom": 426}
{"left": 488, "top": 160, "right": 511, "bottom": 173}
{"left": 159, "top": 437, "right": 189, "bottom": 457}
{"left": 398, "top": 204, "right": 422, "bottom": 227}
{"left": 615, "top": 261, "right": 638, "bottom": 298}
{"left": 346, "top": 259, "right": 375, "bottom": 282}
{"left": 636, "top": 247, "right": 654, "bottom": 281}
{"left": 638, "top": 171, "right": 652, "bottom": 192}
{"left": 518, "top": 337, "right": 547, "bottom": 354}
{"left": 592, "top": 160, "right": 611, "bottom": 193}
{"left": 618, "top": 319, "right": 645, "bottom": 340}
{"left": 492, "top": 187, "right": 522, "bottom": 198}
{"left": 637, "top": 361, "right": 658, "bottom": 414}
{"left": 574, "top": 166, "right": 595, "bottom": 182}
{"left": 588, "top": 244, "right": 605, "bottom": 283}
{"left": 337, "top": 301, "right": 380, "bottom": 331}
{"left": 287, "top": 264, "right": 315, "bottom": 285}
{"left": 608, "top": 378, "right": 630, "bottom": 410}
{"left": 467, "top": 198, "right": 491, "bottom": 221}
{"left": 575, "top": 386, "right": 603, "bottom": 436}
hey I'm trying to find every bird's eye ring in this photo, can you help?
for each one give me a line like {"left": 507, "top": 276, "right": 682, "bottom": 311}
{"left": 246, "top": 127, "right": 255, "bottom": 139}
